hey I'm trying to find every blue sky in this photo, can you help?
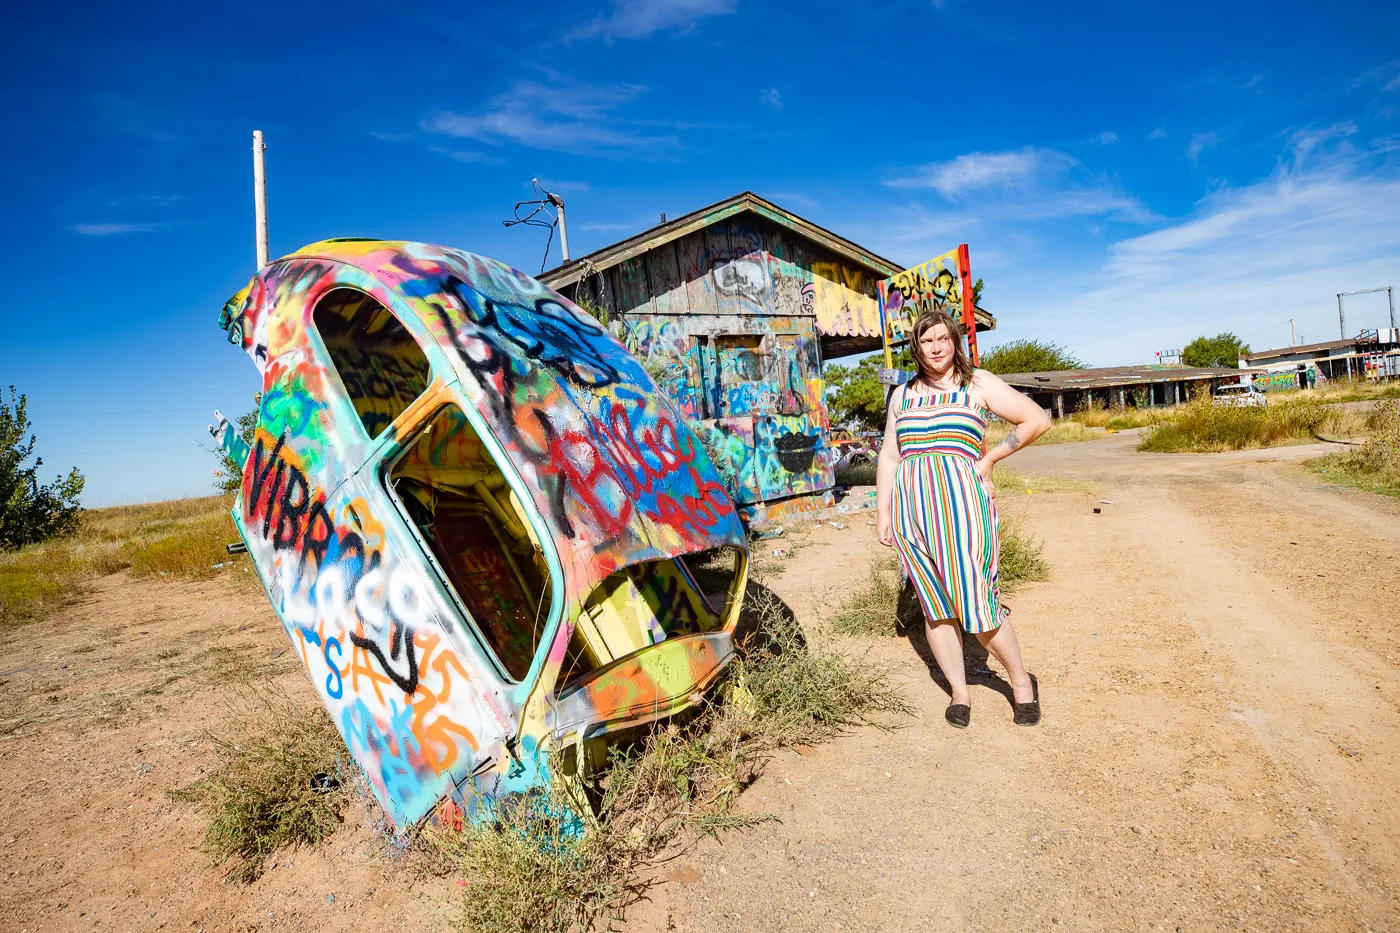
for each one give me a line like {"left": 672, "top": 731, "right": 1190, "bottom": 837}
{"left": 5, "top": 0, "right": 1400, "bottom": 505}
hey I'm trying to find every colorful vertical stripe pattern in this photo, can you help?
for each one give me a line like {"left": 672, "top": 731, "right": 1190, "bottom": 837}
{"left": 891, "top": 387, "right": 1008, "bottom": 634}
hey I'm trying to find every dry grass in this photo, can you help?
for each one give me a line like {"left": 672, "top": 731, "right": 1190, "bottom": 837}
{"left": 168, "top": 687, "right": 349, "bottom": 883}
{"left": 994, "top": 469, "right": 1094, "bottom": 495}
{"left": 827, "top": 523, "right": 1048, "bottom": 638}
{"left": 424, "top": 588, "right": 911, "bottom": 932}
{"left": 986, "top": 419, "right": 1103, "bottom": 447}
{"left": 1311, "top": 402, "right": 1400, "bottom": 497}
{"left": 1283, "top": 377, "right": 1400, "bottom": 405}
{"left": 1138, "top": 394, "right": 1371, "bottom": 452}
{"left": 0, "top": 496, "right": 251, "bottom": 629}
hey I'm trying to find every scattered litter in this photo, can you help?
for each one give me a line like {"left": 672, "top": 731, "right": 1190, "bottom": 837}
{"left": 829, "top": 521, "right": 846, "bottom": 530}
{"left": 837, "top": 504, "right": 851, "bottom": 513}
{"left": 210, "top": 561, "right": 230, "bottom": 570}
{"left": 771, "top": 547, "right": 789, "bottom": 558}
{"left": 755, "top": 524, "right": 786, "bottom": 540}
{"left": 1099, "top": 499, "right": 1114, "bottom": 505}
{"left": 326, "top": 894, "right": 335, "bottom": 905}
{"left": 1093, "top": 508, "right": 1101, "bottom": 514}
{"left": 866, "top": 519, "right": 876, "bottom": 526}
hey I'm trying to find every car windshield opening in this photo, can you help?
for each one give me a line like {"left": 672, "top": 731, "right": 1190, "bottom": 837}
{"left": 386, "top": 403, "right": 552, "bottom": 682}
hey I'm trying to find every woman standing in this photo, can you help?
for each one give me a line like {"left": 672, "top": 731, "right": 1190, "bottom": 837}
{"left": 875, "top": 310, "right": 1052, "bottom": 728}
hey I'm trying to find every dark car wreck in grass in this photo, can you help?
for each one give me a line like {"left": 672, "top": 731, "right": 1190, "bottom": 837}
{"left": 212, "top": 239, "right": 749, "bottom": 830}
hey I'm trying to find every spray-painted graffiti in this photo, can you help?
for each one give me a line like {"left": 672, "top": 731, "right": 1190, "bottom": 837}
{"left": 217, "top": 239, "right": 749, "bottom": 831}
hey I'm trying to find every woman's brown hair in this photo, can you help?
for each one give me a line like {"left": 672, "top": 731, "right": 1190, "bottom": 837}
{"left": 910, "top": 309, "right": 976, "bottom": 388}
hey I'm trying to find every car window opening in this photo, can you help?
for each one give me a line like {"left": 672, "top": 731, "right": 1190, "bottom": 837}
{"left": 558, "top": 546, "right": 745, "bottom": 691}
{"left": 313, "top": 287, "right": 431, "bottom": 438}
{"left": 386, "top": 403, "right": 551, "bottom": 682}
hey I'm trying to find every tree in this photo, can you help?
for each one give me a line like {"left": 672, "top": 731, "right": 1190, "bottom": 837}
{"left": 1182, "top": 333, "right": 1250, "bottom": 368}
{"left": 210, "top": 403, "right": 258, "bottom": 495}
{"left": 824, "top": 347, "right": 913, "bottom": 431}
{"left": 979, "top": 340, "right": 1083, "bottom": 375}
{"left": 0, "top": 386, "right": 85, "bottom": 549}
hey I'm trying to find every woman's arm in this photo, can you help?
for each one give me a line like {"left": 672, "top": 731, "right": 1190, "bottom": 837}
{"left": 875, "top": 382, "right": 903, "bottom": 547}
{"left": 974, "top": 369, "right": 1052, "bottom": 477}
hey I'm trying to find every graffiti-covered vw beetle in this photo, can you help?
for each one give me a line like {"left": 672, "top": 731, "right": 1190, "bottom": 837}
{"left": 211, "top": 239, "right": 748, "bottom": 830}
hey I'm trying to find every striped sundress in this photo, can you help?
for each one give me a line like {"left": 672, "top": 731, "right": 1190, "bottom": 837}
{"left": 891, "top": 382, "right": 1008, "bottom": 634}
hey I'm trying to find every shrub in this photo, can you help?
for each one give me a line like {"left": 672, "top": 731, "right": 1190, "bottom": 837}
{"left": 169, "top": 689, "right": 348, "bottom": 883}
{"left": 736, "top": 588, "right": 913, "bottom": 745}
{"left": 1312, "top": 402, "right": 1400, "bottom": 497}
{"left": 425, "top": 586, "right": 911, "bottom": 932}
{"left": 1138, "top": 394, "right": 1337, "bottom": 452}
{"left": 833, "top": 461, "right": 877, "bottom": 486}
{"left": 0, "top": 386, "right": 85, "bottom": 550}
{"left": 828, "top": 557, "right": 902, "bottom": 636}
{"left": 999, "top": 523, "right": 1049, "bottom": 592}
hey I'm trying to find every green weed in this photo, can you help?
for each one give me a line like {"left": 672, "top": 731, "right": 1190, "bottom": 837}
{"left": 1311, "top": 401, "right": 1400, "bottom": 497}
{"left": 828, "top": 557, "right": 902, "bottom": 637}
{"left": 999, "top": 522, "right": 1049, "bottom": 593}
{"left": 168, "top": 688, "right": 348, "bottom": 883}
{"left": 425, "top": 587, "right": 910, "bottom": 932}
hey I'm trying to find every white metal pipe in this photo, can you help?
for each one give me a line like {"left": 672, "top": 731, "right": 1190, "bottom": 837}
{"left": 557, "top": 200, "right": 570, "bottom": 262}
{"left": 253, "top": 130, "right": 269, "bottom": 270}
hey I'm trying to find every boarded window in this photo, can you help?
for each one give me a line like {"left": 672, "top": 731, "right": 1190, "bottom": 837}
{"left": 313, "top": 288, "right": 430, "bottom": 438}
{"left": 386, "top": 404, "right": 552, "bottom": 682}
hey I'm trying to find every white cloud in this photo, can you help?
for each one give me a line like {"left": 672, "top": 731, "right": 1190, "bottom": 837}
{"left": 1243, "top": 73, "right": 1265, "bottom": 89}
{"left": 427, "top": 145, "right": 505, "bottom": 164}
{"left": 1186, "top": 131, "right": 1222, "bottom": 163}
{"left": 1147, "top": 128, "right": 1168, "bottom": 140}
{"left": 1093, "top": 131, "right": 1120, "bottom": 145}
{"left": 886, "top": 146, "right": 1156, "bottom": 222}
{"left": 423, "top": 74, "right": 675, "bottom": 157}
{"left": 759, "top": 87, "right": 783, "bottom": 110}
{"left": 71, "top": 222, "right": 164, "bottom": 235}
{"left": 1286, "top": 122, "right": 1357, "bottom": 165}
{"left": 568, "top": 0, "right": 735, "bottom": 41}
{"left": 994, "top": 147, "right": 1400, "bottom": 364}
{"left": 1351, "top": 58, "right": 1400, "bottom": 92}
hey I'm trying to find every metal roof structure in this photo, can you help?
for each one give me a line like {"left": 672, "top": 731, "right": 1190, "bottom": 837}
{"left": 1243, "top": 337, "right": 1370, "bottom": 363}
{"left": 1001, "top": 364, "right": 1257, "bottom": 392}
{"left": 538, "top": 190, "right": 997, "bottom": 332}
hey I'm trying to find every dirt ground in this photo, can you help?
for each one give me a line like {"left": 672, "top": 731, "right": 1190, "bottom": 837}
{"left": 3, "top": 432, "right": 1398, "bottom": 932}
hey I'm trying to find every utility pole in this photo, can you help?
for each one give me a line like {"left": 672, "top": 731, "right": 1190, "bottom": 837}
{"left": 1290, "top": 318, "right": 1297, "bottom": 347}
{"left": 1337, "top": 293, "right": 1346, "bottom": 340}
{"left": 253, "top": 130, "right": 269, "bottom": 270}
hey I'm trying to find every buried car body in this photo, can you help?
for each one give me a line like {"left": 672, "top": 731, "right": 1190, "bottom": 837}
{"left": 211, "top": 239, "right": 748, "bottom": 830}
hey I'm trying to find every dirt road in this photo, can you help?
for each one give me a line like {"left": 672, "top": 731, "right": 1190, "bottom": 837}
{"left": 3, "top": 433, "right": 1398, "bottom": 932}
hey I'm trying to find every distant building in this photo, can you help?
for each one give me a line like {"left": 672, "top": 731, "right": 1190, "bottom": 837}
{"left": 1241, "top": 330, "right": 1400, "bottom": 387}
{"left": 1001, "top": 365, "right": 1255, "bottom": 417}
{"left": 540, "top": 192, "right": 996, "bottom": 523}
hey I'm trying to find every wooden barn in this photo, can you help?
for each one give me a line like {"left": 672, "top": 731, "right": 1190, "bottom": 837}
{"left": 539, "top": 192, "right": 997, "bottom": 524}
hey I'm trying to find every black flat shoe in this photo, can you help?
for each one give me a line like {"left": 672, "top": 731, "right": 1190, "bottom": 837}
{"left": 945, "top": 703, "right": 970, "bottom": 729}
{"left": 1012, "top": 681, "right": 1040, "bottom": 727}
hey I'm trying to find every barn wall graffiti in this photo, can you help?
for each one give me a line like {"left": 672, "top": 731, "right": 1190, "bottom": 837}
{"left": 217, "top": 240, "right": 748, "bottom": 831}
{"left": 561, "top": 213, "right": 860, "bottom": 520}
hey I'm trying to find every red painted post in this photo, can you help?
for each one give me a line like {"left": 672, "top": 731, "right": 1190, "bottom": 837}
{"left": 956, "top": 243, "right": 979, "bottom": 366}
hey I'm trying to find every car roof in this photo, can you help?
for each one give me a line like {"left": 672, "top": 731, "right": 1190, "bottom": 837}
{"left": 223, "top": 239, "right": 747, "bottom": 588}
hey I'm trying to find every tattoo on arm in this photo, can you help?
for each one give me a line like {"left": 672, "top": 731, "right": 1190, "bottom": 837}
{"left": 996, "top": 430, "right": 1023, "bottom": 455}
